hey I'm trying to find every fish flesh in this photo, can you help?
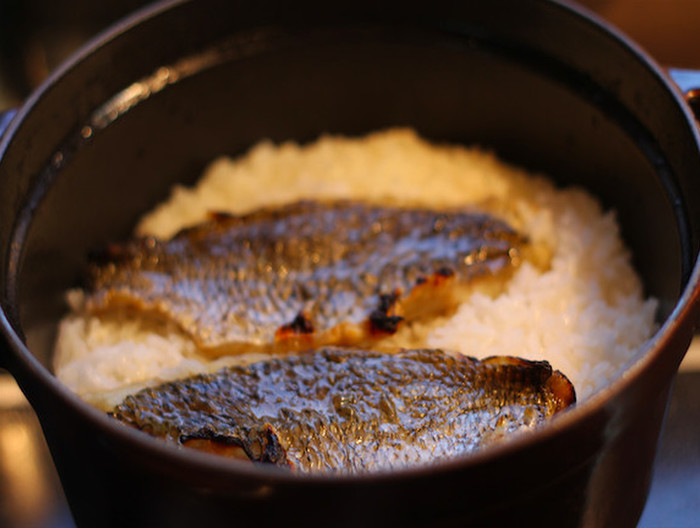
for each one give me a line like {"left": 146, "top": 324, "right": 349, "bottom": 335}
{"left": 110, "top": 347, "right": 575, "bottom": 473}
{"left": 85, "top": 201, "right": 525, "bottom": 357}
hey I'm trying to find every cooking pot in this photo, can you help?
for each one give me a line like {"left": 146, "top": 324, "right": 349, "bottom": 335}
{"left": 1, "top": 0, "right": 700, "bottom": 526}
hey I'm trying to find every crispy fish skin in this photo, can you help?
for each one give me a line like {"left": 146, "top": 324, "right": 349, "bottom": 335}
{"left": 86, "top": 201, "right": 525, "bottom": 356}
{"left": 110, "top": 348, "right": 575, "bottom": 473}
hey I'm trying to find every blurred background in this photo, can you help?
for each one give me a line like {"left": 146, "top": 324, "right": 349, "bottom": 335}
{"left": 0, "top": 1, "right": 698, "bottom": 526}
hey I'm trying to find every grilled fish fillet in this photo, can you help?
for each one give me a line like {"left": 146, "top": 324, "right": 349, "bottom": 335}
{"left": 86, "top": 201, "right": 525, "bottom": 357}
{"left": 110, "top": 347, "right": 575, "bottom": 473}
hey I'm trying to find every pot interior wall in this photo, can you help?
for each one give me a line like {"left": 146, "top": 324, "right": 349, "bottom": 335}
{"left": 14, "top": 23, "right": 687, "bottom": 371}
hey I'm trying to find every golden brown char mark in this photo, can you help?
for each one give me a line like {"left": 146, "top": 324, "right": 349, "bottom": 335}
{"left": 85, "top": 200, "right": 526, "bottom": 357}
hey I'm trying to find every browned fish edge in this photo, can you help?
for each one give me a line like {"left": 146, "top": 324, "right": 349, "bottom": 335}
{"left": 480, "top": 356, "right": 577, "bottom": 412}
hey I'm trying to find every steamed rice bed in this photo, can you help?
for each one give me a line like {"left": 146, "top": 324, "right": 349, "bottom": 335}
{"left": 53, "top": 129, "right": 657, "bottom": 408}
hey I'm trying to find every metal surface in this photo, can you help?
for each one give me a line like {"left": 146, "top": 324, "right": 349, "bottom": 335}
{"left": 639, "top": 344, "right": 700, "bottom": 527}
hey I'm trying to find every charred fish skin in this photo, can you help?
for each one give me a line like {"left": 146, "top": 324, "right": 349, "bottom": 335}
{"left": 110, "top": 348, "right": 575, "bottom": 473}
{"left": 86, "top": 201, "right": 525, "bottom": 356}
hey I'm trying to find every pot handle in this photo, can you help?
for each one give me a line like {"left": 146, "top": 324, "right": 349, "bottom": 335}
{"left": 668, "top": 68, "right": 700, "bottom": 119}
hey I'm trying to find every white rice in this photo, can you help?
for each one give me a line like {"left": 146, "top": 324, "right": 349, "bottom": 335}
{"left": 53, "top": 128, "right": 658, "bottom": 408}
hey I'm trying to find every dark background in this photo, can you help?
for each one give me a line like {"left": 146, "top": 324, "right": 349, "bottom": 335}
{"left": 0, "top": 1, "right": 698, "bottom": 527}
